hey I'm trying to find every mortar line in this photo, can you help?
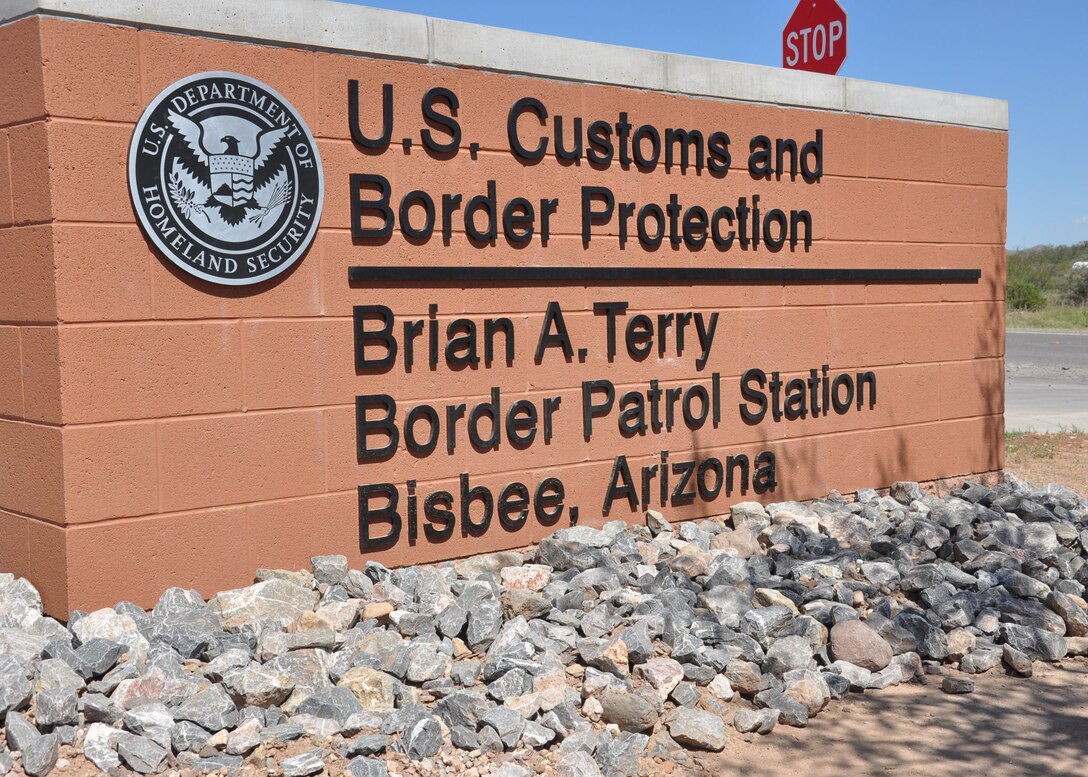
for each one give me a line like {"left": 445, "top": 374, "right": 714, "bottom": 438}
{"left": 52, "top": 299, "right": 1007, "bottom": 328}
{"left": 30, "top": 411, "right": 1006, "bottom": 531}
{"left": 54, "top": 357, "right": 1004, "bottom": 428}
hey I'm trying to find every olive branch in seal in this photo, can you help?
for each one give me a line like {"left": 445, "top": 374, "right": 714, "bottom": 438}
{"left": 248, "top": 180, "right": 293, "bottom": 228}
{"left": 167, "top": 171, "right": 208, "bottom": 222}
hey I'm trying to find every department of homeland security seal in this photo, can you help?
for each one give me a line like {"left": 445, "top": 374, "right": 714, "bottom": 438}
{"left": 128, "top": 72, "right": 323, "bottom": 286}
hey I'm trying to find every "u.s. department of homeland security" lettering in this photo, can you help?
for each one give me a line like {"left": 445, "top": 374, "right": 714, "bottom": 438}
{"left": 135, "top": 183, "right": 318, "bottom": 277}
{"left": 128, "top": 72, "right": 324, "bottom": 286}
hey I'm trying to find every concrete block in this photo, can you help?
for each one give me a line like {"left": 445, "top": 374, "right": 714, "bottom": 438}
{"left": 665, "top": 53, "right": 846, "bottom": 110}
{"left": 431, "top": 17, "right": 669, "bottom": 91}
{"left": 1, "top": 0, "right": 430, "bottom": 61}
{"left": 845, "top": 78, "right": 1007, "bottom": 130}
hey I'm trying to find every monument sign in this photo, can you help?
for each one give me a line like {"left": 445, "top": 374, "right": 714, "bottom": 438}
{"left": 0, "top": 0, "right": 1007, "bottom": 614}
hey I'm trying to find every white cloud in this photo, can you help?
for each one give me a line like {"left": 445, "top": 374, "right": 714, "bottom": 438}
{"left": 1076, "top": 215, "right": 1088, "bottom": 225}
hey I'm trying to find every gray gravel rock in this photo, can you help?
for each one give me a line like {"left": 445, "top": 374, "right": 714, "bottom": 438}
{"left": 20, "top": 733, "right": 58, "bottom": 777}
{"left": 192, "top": 754, "right": 245, "bottom": 772}
{"left": 594, "top": 729, "right": 646, "bottom": 775}
{"left": 891, "top": 481, "right": 925, "bottom": 504}
{"left": 295, "top": 686, "right": 364, "bottom": 723}
{"left": 579, "top": 638, "right": 629, "bottom": 677}
{"left": 0, "top": 663, "right": 33, "bottom": 721}
{"left": 173, "top": 685, "right": 239, "bottom": 731}
{"left": 280, "top": 750, "right": 326, "bottom": 777}
{"left": 522, "top": 719, "right": 555, "bottom": 749}
{"left": 404, "top": 715, "right": 443, "bottom": 760}
{"left": 450, "top": 660, "right": 481, "bottom": 688}
{"left": 891, "top": 611, "right": 950, "bottom": 660}
{"left": 224, "top": 664, "right": 294, "bottom": 708}
{"left": 960, "top": 648, "right": 1002, "bottom": 674}
{"left": 1001, "top": 623, "right": 1068, "bottom": 661}
{"left": 149, "top": 606, "right": 223, "bottom": 660}
{"left": 996, "top": 569, "right": 1051, "bottom": 600}
{"left": 669, "top": 682, "right": 702, "bottom": 708}
{"left": 480, "top": 706, "right": 526, "bottom": 750}
{"left": 75, "top": 638, "right": 126, "bottom": 679}
{"left": 121, "top": 702, "right": 174, "bottom": 749}
{"left": 764, "top": 635, "right": 815, "bottom": 675}
{"left": 449, "top": 725, "right": 478, "bottom": 750}
{"left": 81, "top": 693, "right": 120, "bottom": 725}
{"left": 754, "top": 689, "right": 809, "bottom": 728}
{"left": 33, "top": 688, "right": 77, "bottom": 728}
{"left": 466, "top": 600, "right": 504, "bottom": 650}
{"left": 1046, "top": 590, "right": 1088, "bottom": 637}
{"left": 343, "top": 734, "right": 389, "bottom": 757}
{"left": 941, "top": 676, "right": 975, "bottom": 694}
{"left": 116, "top": 732, "right": 167, "bottom": 774}
{"left": 5, "top": 711, "right": 40, "bottom": 752}
{"left": 665, "top": 708, "right": 727, "bottom": 751}
{"left": 598, "top": 692, "right": 658, "bottom": 733}
{"left": 733, "top": 707, "right": 777, "bottom": 734}
{"left": 83, "top": 723, "right": 121, "bottom": 771}
{"left": 311, "top": 556, "right": 349, "bottom": 586}
{"left": 556, "top": 750, "right": 603, "bottom": 777}
{"left": 434, "top": 691, "right": 490, "bottom": 731}
{"left": 645, "top": 509, "right": 671, "bottom": 536}
{"left": 823, "top": 671, "right": 850, "bottom": 699}
{"left": 436, "top": 601, "right": 468, "bottom": 640}
{"left": 35, "top": 661, "right": 83, "bottom": 699}
{"left": 0, "top": 630, "right": 48, "bottom": 666}
{"left": 208, "top": 580, "right": 318, "bottom": 632}
{"left": 743, "top": 606, "right": 792, "bottom": 646}
{"left": 171, "top": 720, "right": 210, "bottom": 753}
{"left": 1002, "top": 644, "right": 1034, "bottom": 676}
{"left": 263, "top": 723, "right": 305, "bottom": 743}
{"left": 347, "top": 757, "right": 390, "bottom": 777}
{"left": 486, "top": 668, "right": 529, "bottom": 701}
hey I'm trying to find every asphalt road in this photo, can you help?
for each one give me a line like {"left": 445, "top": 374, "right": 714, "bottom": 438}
{"left": 1005, "top": 329, "right": 1088, "bottom": 432}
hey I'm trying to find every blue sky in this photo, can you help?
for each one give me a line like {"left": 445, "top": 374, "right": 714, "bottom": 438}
{"left": 341, "top": 1, "right": 1086, "bottom": 249}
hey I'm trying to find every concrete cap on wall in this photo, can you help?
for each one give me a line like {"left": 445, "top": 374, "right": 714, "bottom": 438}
{"left": 0, "top": 0, "right": 1008, "bottom": 129}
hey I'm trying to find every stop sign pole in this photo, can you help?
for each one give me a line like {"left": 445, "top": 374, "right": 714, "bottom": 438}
{"left": 783, "top": 0, "right": 847, "bottom": 75}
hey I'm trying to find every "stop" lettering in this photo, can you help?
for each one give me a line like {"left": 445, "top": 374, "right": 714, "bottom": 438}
{"left": 784, "top": 20, "right": 844, "bottom": 67}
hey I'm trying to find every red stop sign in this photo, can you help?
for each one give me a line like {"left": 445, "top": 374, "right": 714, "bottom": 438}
{"left": 783, "top": 0, "right": 847, "bottom": 75}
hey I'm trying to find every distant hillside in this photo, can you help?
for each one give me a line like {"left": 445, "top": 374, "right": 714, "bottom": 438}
{"left": 1008, "top": 241, "right": 1088, "bottom": 292}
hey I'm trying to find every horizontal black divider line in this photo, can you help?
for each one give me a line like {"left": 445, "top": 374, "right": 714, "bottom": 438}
{"left": 348, "top": 266, "right": 982, "bottom": 284}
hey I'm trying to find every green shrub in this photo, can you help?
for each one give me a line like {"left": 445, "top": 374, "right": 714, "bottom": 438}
{"left": 1008, "top": 242, "right": 1088, "bottom": 293}
{"left": 1062, "top": 269, "right": 1088, "bottom": 307}
{"left": 1007, "top": 279, "right": 1047, "bottom": 310}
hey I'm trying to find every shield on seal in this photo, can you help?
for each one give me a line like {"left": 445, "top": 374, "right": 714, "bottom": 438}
{"left": 209, "top": 153, "right": 256, "bottom": 207}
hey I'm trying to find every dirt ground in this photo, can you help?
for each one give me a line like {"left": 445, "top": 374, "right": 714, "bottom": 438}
{"left": 1005, "top": 432, "right": 1088, "bottom": 496}
{"left": 696, "top": 661, "right": 1088, "bottom": 777}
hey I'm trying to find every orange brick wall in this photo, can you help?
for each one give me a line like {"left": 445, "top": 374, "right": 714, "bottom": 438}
{"left": 0, "top": 17, "right": 1007, "bottom": 615}
{"left": 0, "top": 17, "right": 61, "bottom": 606}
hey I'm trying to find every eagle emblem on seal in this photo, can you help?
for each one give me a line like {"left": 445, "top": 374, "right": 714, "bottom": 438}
{"left": 166, "top": 110, "right": 293, "bottom": 228}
